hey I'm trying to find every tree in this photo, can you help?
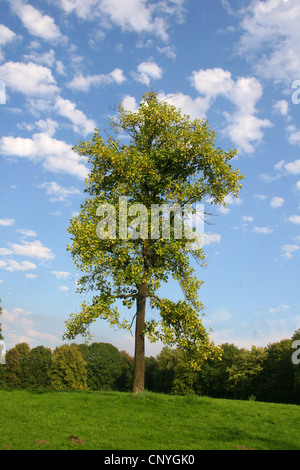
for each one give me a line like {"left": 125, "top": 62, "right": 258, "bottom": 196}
{"left": 50, "top": 344, "right": 88, "bottom": 390}
{"left": 257, "top": 339, "right": 295, "bottom": 403}
{"left": 22, "top": 345, "right": 52, "bottom": 389}
{"left": 3, "top": 343, "right": 30, "bottom": 388}
{"left": 78, "top": 342, "right": 122, "bottom": 390}
{"left": 226, "top": 346, "right": 267, "bottom": 400}
{"left": 63, "top": 92, "right": 243, "bottom": 392}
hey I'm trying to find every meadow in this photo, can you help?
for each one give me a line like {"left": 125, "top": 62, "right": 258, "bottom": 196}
{"left": 0, "top": 389, "right": 299, "bottom": 450}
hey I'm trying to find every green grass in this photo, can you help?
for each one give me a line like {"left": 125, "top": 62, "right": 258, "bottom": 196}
{"left": 0, "top": 389, "right": 299, "bottom": 450}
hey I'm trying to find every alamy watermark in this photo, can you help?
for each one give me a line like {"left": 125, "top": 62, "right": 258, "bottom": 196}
{"left": 292, "top": 340, "right": 300, "bottom": 365}
{"left": 96, "top": 197, "right": 205, "bottom": 251}
{"left": 0, "top": 340, "right": 6, "bottom": 365}
{"left": 291, "top": 80, "right": 300, "bottom": 105}
{"left": 0, "top": 80, "right": 6, "bottom": 105}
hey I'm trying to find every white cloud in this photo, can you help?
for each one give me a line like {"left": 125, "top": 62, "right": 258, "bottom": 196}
{"left": 38, "top": 181, "right": 81, "bottom": 202}
{"left": 122, "top": 95, "right": 139, "bottom": 112}
{"left": 190, "top": 68, "right": 272, "bottom": 153}
{"left": 270, "top": 196, "right": 284, "bottom": 208}
{"left": 203, "top": 232, "right": 221, "bottom": 246}
{"left": 9, "top": 240, "right": 54, "bottom": 260}
{"left": 2, "top": 307, "right": 59, "bottom": 348}
{"left": 288, "top": 215, "right": 300, "bottom": 225}
{"left": 284, "top": 158, "right": 300, "bottom": 175}
{"left": 273, "top": 100, "right": 289, "bottom": 116}
{"left": 252, "top": 226, "right": 273, "bottom": 234}
{"left": 238, "top": 0, "right": 300, "bottom": 83}
{"left": 51, "top": 271, "right": 70, "bottom": 279}
{"left": 0, "top": 24, "right": 18, "bottom": 61}
{"left": 54, "top": 96, "right": 96, "bottom": 135}
{"left": 9, "top": 0, "right": 65, "bottom": 44}
{"left": 0, "top": 218, "right": 14, "bottom": 226}
{"left": 59, "top": 285, "right": 69, "bottom": 292}
{"left": 26, "top": 273, "right": 37, "bottom": 279}
{"left": 0, "top": 132, "right": 89, "bottom": 179}
{"left": 2, "top": 260, "right": 37, "bottom": 272}
{"left": 281, "top": 243, "right": 299, "bottom": 260}
{"left": 16, "top": 229, "right": 37, "bottom": 238}
{"left": 0, "top": 61, "right": 59, "bottom": 96}
{"left": 55, "top": 0, "right": 186, "bottom": 40}
{"left": 23, "top": 49, "right": 56, "bottom": 67}
{"left": 218, "top": 194, "right": 243, "bottom": 214}
{"left": 269, "top": 304, "right": 290, "bottom": 314}
{"left": 132, "top": 61, "right": 163, "bottom": 86}
{"left": 68, "top": 68, "right": 126, "bottom": 91}
{"left": 0, "top": 25, "right": 17, "bottom": 46}
{"left": 158, "top": 92, "right": 211, "bottom": 120}
{"left": 242, "top": 215, "right": 254, "bottom": 223}
{"left": 286, "top": 125, "right": 300, "bottom": 146}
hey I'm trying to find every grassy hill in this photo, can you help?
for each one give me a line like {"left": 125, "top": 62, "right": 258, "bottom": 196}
{"left": 0, "top": 389, "right": 299, "bottom": 450}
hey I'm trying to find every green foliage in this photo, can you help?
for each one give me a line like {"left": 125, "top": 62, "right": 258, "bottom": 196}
{"left": 50, "top": 344, "right": 88, "bottom": 391}
{"left": 2, "top": 343, "right": 30, "bottom": 388}
{"left": 64, "top": 91, "right": 243, "bottom": 373}
{"left": 22, "top": 346, "right": 52, "bottom": 389}
{"left": 78, "top": 342, "right": 122, "bottom": 390}
{"left": 226, "top": 346, "right": 267, "bottom": 400}
{"left": 1, "top": 329, "right": 300, "bottom": 405}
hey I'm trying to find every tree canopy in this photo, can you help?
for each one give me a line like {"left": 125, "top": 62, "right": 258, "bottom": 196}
{"left": 63, "top": 91, "right": 243, "bottom": 391}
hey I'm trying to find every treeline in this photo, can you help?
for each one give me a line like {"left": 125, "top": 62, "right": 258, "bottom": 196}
{"left": 1, "top": 331, "right": 300, "bottom": 405}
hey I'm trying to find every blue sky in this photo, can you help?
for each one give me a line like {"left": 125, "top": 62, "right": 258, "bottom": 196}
{"left": 0, "top": 0, "right": 300, "bottom": 356}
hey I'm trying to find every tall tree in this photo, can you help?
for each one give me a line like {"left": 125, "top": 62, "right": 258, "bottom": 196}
{"left": 63, "top": 92, "right": 243, "bottom": 392}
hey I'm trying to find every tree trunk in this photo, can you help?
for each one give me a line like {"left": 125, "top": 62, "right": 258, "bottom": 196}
{"left": 132, "top": 283, "right": 148, "bottom": 393}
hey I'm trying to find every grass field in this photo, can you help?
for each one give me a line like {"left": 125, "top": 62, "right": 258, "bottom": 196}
{"left": 0, "top": 389, "right": 299, "bottom": 450}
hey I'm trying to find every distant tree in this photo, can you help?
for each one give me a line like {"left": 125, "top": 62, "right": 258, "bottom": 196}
{"left": 153, "top": 348, "right": 182, "bottom": 393}
{"left": 145, "top": 356, "right": 159, "bottom": 391}
{"left": 3, "top": 343, "right": 30, "bottom": 388}
{"left": 227, "top": 346, "right": 267, "bottom": 400}
{"left": 22, "top": 346, "right": 52, "bottom": 388}
{"left": 50, "top": 344, "right": 88, "bottom": 390}
{"left": 197, "top": 343, "right": 242, "bottom": 398}
{"left": 79, "top": 342, "right": 122, "bottom": 391}
{"left": 116, "top": 350, "right": 134, "bottom": 391}
{"left": 63, "top": 91, "right": 243, "bottom": 392}
{"left": 257, "top": 339, "right": 294, "bottom": 403}
{"left": 172, "top": 356, "right": 199, "bottom": 395}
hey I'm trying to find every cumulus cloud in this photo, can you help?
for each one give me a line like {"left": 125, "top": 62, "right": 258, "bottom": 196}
{"left": 0, "top": 260, "right": 37, "bottom": 272}
{"left": 54, "top": 96, "right": 96, "bottom": 135}
{"left": 0, "top": 132, "right": 89, "bottom": 179}
{"left": 190, "top": 68, "right": 272, "bottom": 153}
{"left": 38, "top": 181, "right": 81, "bottom": 203}
{"left": 281, "top": 244, "right": 299, "bottom": 260}
{"left": 9, "top": 0, "right": 65, "bottom": 44}
{"left": 270, "top": 196, "right": 284, "bottom": 208}
{"left": 132, "top": 61, "right": 163, "bottom": 86}
{"left": 0, "top": 218, "right": 14, "bottom": 226}
{"left": 8, "top": 240, "right": 55, "bottom": 260}
{"left": 68, "top": 68, "right": 126, "bottom": 92}
{"left": 0, "top": 61, "right": 59, "bottom": 96}
{"left": 238, "top": 0, "right": 300, "bottom": 83}
{"left": 288, "top": 215, "right": 300, "bottom": 225}
{"left": 157, "top": 92, "right": 211, "bottom": 120}
{"left": 55, "top": 0, "right": 186, "bottom": 40}
{"left": 0, "top": 24, "right": 18, "bottom": 61}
